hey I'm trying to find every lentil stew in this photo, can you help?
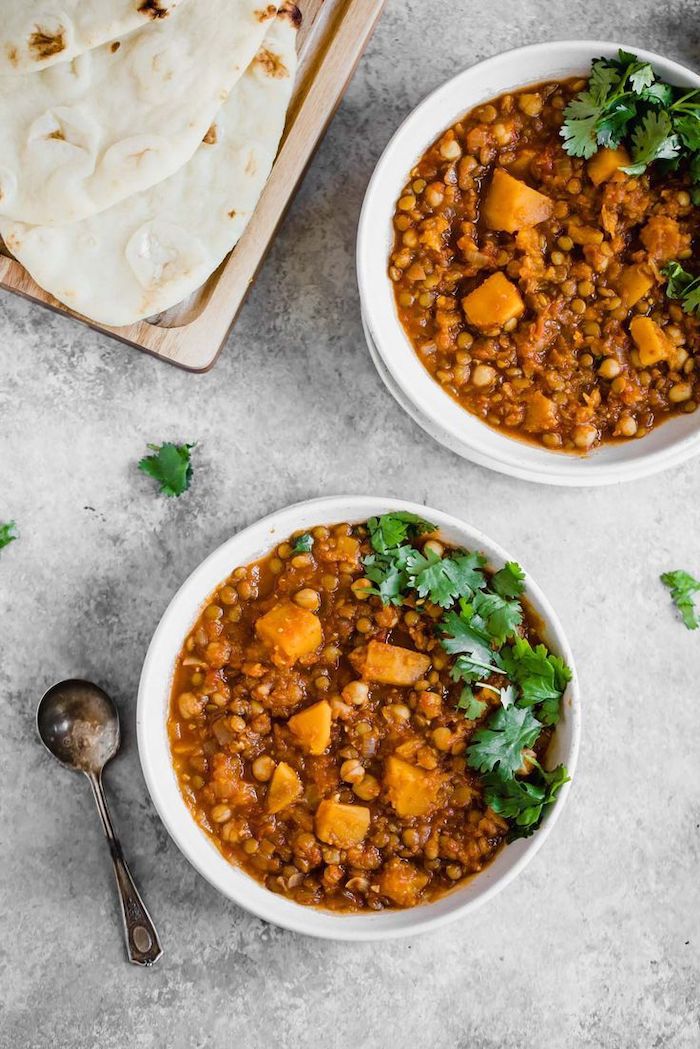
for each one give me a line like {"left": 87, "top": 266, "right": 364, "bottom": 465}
{"left": 389, "top": 77, "right": 699, "bottom": 452}
{"left": 167, "top": 514, "right": 571, "bottom": 912}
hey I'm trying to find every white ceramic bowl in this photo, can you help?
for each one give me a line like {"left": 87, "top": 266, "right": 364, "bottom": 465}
{"left": 357, "top": 42, "right": 700, "bottom": 486}
{"left": 137, "top": 495, "right": 580, "bottom": 940}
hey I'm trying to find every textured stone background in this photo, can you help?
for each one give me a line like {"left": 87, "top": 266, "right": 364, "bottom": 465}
{"left": 1, "top": 1, "right": 699, "bottom": 1046}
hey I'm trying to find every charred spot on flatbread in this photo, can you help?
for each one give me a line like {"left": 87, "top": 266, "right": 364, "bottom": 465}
{"left": 29, "top": 27, "right": 66, "bottom": 59}
{"left": 255, "top": 48, "right": 289, "bottom": 78}
{"left": 203, "top": 124, "right": 218, "bottom": 145}
{"left": 278, "top": 3, "right": 302, "bottom": 27}
{"left": 138, "top": 0, "right": 171, "bottom": 18}
{"left": 111, "top": 41, "right": 121, "bottom": 53}
{"left": 255, "top": 5, "right": 277, "bottom": 22}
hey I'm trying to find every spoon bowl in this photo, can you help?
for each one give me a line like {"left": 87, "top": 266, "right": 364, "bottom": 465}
{"left": 37, "top": 679, "right": 120, "bottom": 774}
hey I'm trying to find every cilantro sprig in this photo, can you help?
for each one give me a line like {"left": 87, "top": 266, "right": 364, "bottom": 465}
{"left": 361, "top": 512, "right": 572, "bottom": 838}
{"left": 661, "top": 569, "right": 700, "bottom": 630}
{"left": 561, "top": 50, "right": 700, "bottom": 191}
{"left": 0, "top": 521, "right": 18, "bottom": 550}
{"left": 662, "top": 261, "right": 700, "bottom": 316}
{"left": 138, "top": 442, "right": 195, "bottom": 497}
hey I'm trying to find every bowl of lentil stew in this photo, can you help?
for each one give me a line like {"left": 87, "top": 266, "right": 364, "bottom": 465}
{"left": 357, "top": 42, "right": 700, "bottom": 485}
{"left": 137, "top": 496, "right": 579, "bottom": 939}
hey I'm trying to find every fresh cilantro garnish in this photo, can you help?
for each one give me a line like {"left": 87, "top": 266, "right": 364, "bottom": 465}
{"left": 456, "top": 686, "right": 487, "bottom": 720}
{"left": 138, "top": 442, "right": 195, "bottom": 497}
{"left": 292, "top": 533, "right": 313, "bottom": 554}
{"left": 0, "top": 521, "right": 18, "bottom": 550}
{"left": 359, "top": 512, "right": 573, "bottom": 838}
{"left": 661, "top": 569, "right": 700, "bottom": 630}
{"left": 561, "top": 50, "right": 700, "bottom": 178}
{"left": 484, "top": 762, "right": 570, "bottom": 839}
{"left": 662, "top": 261, "right": 700, "bottom": 316}
{"left": 491, "top": 561, "right": 526, "bottom": 599}
{"left": 367, "top": 512, "right": 435, "bottom": 554}
{"left": 467, "top": 704, "right": 542, "bottom": 778}
{"left": 500, "top": 635, "right": 572, "bottom": 725}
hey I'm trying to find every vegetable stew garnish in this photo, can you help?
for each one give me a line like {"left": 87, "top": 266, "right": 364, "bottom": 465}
{"left": 661, "top": 569, "right": 700, "bottom": 630}
{"left": 0, "top": 521, "right": 17, "bottom": 551}
{"left": 138, "top": 442, "right": 195, "bottom": 497}
{"left": 167, "top": 514, "right": 572, "bottom": 912}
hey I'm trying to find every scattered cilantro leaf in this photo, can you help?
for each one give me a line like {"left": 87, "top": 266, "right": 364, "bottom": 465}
{"left": 661, "top": 569, "right": 700, "bottom": 630}
{"left": 138, "top": 442, "right": 194, "bottom": 497}
{"left": 472, "top": 589, "right": 523, "bottom": 644}
{"left": 467, "top": 705, "right": 542, "bottom": 778}
{"left": 405, "top": 548, "right": 486, "bottom": 608}
{"left": 622, "top": 110, "right": 680, "bottom": 172}
{"left": 292, "top": 533, "right": 313, "bottom": 554}
{"left": 500, "top": 635, "right": 572, "bottom": 725}
{"left": 491, "top": 561, "right": 526, "bottom": 599}
{"left": 0, "top": 521, "right": 18, "bottom": 550}
{"left": 662, "top": 261, "right": 700, "bottom": 316}
{"left": 367, "top": 512, "right": 434, "bottom": 554}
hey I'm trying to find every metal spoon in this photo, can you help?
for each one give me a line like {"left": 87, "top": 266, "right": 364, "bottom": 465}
{"left": 37, "top": 679, "right": 162, "bottom": 966}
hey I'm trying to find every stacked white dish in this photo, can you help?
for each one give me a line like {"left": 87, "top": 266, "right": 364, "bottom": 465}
{"left": 357, "top": 41, "right": 700, "bottom": 487}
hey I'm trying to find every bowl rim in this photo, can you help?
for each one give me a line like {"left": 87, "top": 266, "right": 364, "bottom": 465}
{"left": 137, "top": 495, "right": 581, "bottom": 941}
{"left": 357, "top": 40, "right": 700, "bottom": 487}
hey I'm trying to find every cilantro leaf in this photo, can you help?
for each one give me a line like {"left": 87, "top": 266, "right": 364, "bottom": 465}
{"left": 472, "top": 589, "right": 523, "bottom": 644}
{"left": 629, "top": 63, "right": 655, "bottom": 94}
{"left": 405, "top": 548, "right": 486, "bottom": 608}
{"left": 139, "top": 442, "right": 194, "bottom": 497}
{"left": 440, "top": 610, "right": 494, "bottom": 661}
{"left": 484, "top": 763, "right": 570, "bottom": 838}
{"left": 500, "top": 635, "right": 572, "bottom": 725}
{"left": 623, "top": 109, "right": 680, "bottom": 172}
{"left": 367, "top": 512, "right": 435, "bottom": 554}
{"left": 292, "top": 533, "right": 313, "bottom": 554}
{"left": 560, "top": 96, "right": 602, "bottom": 158}
{"left": 363, "top": 547, "right": 412, "bottom": 606}
{"left": 491, "top": 561, "right": 526, "bottom": 599}
{"left": 456, "top": 686, "right": 487, "bottom": 720}
{"left": 467, "top": 705, "right": 542, "bottom": 778}
{"left": 0, "top": 521, "right": 18, "bottom": 550}
{"left": 661, "top": 569, "right": 700, "bottom": 630}
{"left": 662, "top": 261, "right": 700, "bottom": 316}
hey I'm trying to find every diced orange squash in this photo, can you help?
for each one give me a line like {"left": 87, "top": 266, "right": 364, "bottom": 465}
{"left": 587, "top": 146, "right": 630, "bottom": 186}
{"left": 524, "top": 390, "right": 559, "bottom": 433}
{"left": 327, "top": 535, "right": 361, "bottom": 565}
{"left": 378, "top": 858, "right": 430, "bottom": 907}
{"left": 288, "top": 699, "right": 331, "bottom": 755}
{"left": 567, "top": 222, "right": 604, "bottom": 246}
{"left": 314, "top": 799, "right": 370, "bottom": 848}
{"left": 482, "top": 169, "right": 554, "bottom": 233}
{"left": 630, "top": 316, "right": 671, "bottom": 367}
{"left": 255, "top": 600, "right": 322, "bottom": 662}
{"left": 619, "top": 264, "right": 654, "bottom": 308}
{"left": 462, "top": 271, "right": 525, "bottom": 330}
{"left": 354, "top": 640, "right": 430, "bottom": 687}
{"left": 384, "top": 755, "right": 442, "bottom": 818}
{"left": 266, "top": 761, "right": 302, "bottom": 814}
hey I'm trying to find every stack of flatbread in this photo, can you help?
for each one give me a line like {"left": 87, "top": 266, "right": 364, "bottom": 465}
{"left": 0, "top": 0, "right": 299, "bottom": 325}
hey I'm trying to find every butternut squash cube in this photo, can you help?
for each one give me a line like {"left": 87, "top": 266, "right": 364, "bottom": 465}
{"left": 288, "top": 699, "right": 331, "bottom": 755}
{"left": 266, "top": 761, "right": 302, "bottom": 814}
{"left": 378, "top": 858, "right": 430, "bottom": 907}
{"left": 314, "top": 799, "right": 370, "bottom": 848}
{"left": 462, "top": 271, "right": 525, "bottom": 330}
{"left": 255, "top": 600, "right": 322, "bottom": 662}
{"left": 354, "top": 640, "right": 430, "bottom": 687}
{"left": 587, "top": 146, "right": 630, "bottom": 186}
{"left": 384, "top": 755, "right": 442, "bottom": 818}
{"left": 482, "top": 169, "right": 554, "bottom": 233}
{"left": 630, "top": 316, "right": 671, "bottom": 367}
{"left": 619, "top": 264, "right": 654, "bottom": 308}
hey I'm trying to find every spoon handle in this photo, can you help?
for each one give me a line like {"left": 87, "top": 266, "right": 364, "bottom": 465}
{"left": 87, "top": 772, "right": 163, "bottom": 966}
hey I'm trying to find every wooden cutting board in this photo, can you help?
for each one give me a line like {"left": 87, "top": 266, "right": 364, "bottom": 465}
{"left": 0, "top": 0, "right": 386, "bottom": 371}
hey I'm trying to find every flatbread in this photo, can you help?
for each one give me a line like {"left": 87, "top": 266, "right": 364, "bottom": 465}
{"left": 0, "top": 2, "right": 186, "bottom": 76}
{"left": 1, "top": 8, "right": 299, "bottom": 327}
{"left": 0, "top": 0, "right": 280, "bottom": 225}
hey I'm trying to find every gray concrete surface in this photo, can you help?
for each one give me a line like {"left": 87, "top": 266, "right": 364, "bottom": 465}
{"left": 1, "top": 1, "right": 699, "bottom": 1046}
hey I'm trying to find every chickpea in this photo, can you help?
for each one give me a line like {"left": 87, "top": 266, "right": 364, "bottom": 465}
{"left": 618, "top": 415, "right": 638, "bottom": 438}
{"left": 340, "top": 759, "right": 365, "bottom": 784}
{"left": 211, "top": 805, "right": 232, "bottom": 824}
{"left": 598, "top": 358, "right": 621, "bottom": 380}
{"left": 471, "top": 364, "right": 497, "bottom": 387}
{"left": 432, "top": 727, "right": 452, "bottom": 751}
{"left": 342, "top": 681, "right": 370, "bottom": 706}
{"left": 353, "top": 774, "right": 380, "bottom": 801}
{"left": 178, "top": 692, "right": 204, "bottom": 719}
{"left": 669, "top": 383, "right": 693, "bottom": 403}
{"left": 573, "top": 424, "right": 598, "bottom": 450}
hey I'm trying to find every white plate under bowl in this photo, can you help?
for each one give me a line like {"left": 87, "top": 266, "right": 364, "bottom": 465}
{"left": 137, "top": 495, "right": 581, "bottom": 941}
{"left": 357, "top": 41, "right": 700, "bottom": 487}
